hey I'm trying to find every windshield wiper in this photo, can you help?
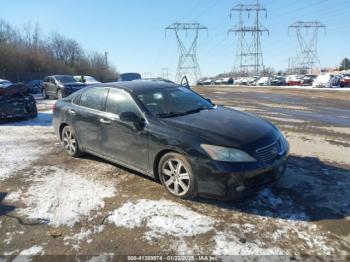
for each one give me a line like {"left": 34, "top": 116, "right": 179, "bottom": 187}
{"left": 156, "top": 112, "right": 186, "bottom": 118}
{"left": 157, "top": 107, "right": 214, "bottom": 118}
{"left": 185, "top": 106, "right": 214, "bottom": 114}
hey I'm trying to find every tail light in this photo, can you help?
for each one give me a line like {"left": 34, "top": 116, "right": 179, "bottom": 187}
{"left": 52, "top": 103, "right": 57, "bottom": 113}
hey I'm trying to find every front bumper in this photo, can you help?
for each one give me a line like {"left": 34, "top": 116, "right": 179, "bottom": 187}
{"left": 192, "top": 153, "right": 288, "bottom": 200}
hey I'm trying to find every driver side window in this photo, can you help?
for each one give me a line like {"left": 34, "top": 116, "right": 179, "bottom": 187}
{"left": 106, "top": 88, "right": 141, "bottom": 117}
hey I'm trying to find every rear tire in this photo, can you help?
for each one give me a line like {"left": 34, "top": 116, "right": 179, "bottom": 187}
{"left": 61, "top": 126, "right": 83, "bottom": 157}
{"left": 158, "top": 152, "right": 198, "bottom": 200}
{"left": 42, "top": 88, "right": 49, "bottom": 99}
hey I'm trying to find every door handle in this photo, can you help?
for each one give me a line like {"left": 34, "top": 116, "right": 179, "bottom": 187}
{"left": 100, "top": 118, "right": 111, "bottom": 125}
{"left": 68, "top": 109, "right": 76, "bottom": 115}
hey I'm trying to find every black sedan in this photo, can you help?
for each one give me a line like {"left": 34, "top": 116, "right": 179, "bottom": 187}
{"left": 52, "top": 80, "right": 289, "bottom": 200}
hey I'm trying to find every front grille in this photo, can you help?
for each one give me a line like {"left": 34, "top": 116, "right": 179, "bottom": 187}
{"left": 255, "top": 140, "right": 280, "bottom": 163}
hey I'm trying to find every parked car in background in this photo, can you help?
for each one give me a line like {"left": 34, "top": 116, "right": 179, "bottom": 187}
{"left": 42, "top": 75, "right": 86, "bottom": 99}
{"left": 340, "top": 74, "right": 350, "bottom": 87}
{"left": 257, "top": 77, "right": 272, "bottom": 86}
{"left": 197, "top": 79, "right": 205, "bottom": 86}
{"left": 26, "top": 80, "right": 43, "bottom": 94}
{"left": 119, "top": 73, "right": 142, "bottom": 81}
{"left": 0, "top": 83, "right": 37, "bottom": 122}
{"left": 270, "top": 76, "right": 286, "bottom": 86}
{"left": 286, "top": 75, "right": 302, "bottom": 86}
{"left": 74, "top": 75, "right": 101, "bottom": 85}
{"left": 235, "top": 77, "right": 256, "bottom": 86}
{"left": 0, "top": 79, "right": 12, "bottom": 88}
{"left": 235, "top": 78, "right": 246, "bottom": 85}
{"left": 221, "top": 77, "right": 234, "bottom": 85}
{"left": 53, "top": 80, "right": 289, "bottom": 200}
{"left": 313, "top": 74, "right": 341, "bottom": 88}
{"left": 203, "top": 79, "right": 214, "bottom": 85}
{"left": 214, "top": 79, "right": 223, "bottom": 85}
{"left": 301, "top": 75, "right": 316, "bottom": 86}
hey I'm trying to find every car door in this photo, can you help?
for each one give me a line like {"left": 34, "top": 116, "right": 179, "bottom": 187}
{"left": 101, "top": 88, "right": 149, "bottom": 173}
{"left": 72, "top": 87, "right": 109, "bottom": 156}
{"left": 43, "top": 77, "right": 50, "bottom": 93}
{"left": 46, "top": 77, "right": 54, "bottom": 95}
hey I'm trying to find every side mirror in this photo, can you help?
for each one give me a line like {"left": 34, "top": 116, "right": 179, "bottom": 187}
{"left": 119, "top": 112, "right": 139, "bottom": 122}
{"left": 119, "top": 112, "right": 144, "bottom": 130}
{"left": 206, "top": 98, "right": 213, "bottom": 104}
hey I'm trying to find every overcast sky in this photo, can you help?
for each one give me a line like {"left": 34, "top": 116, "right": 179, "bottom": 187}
{"left": 1, "top": 0, "right": 349, "bottom": 79}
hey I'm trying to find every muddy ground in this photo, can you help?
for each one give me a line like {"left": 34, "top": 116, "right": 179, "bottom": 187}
{"left": 0, "top": 86, "right": 349, "bottom": 261}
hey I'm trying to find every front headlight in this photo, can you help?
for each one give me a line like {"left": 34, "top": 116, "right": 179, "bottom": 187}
{"left": 200, "top": 144, "right": 256, "bottom": 162}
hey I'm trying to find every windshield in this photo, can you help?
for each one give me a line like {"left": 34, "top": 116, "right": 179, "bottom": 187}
{"left": 136, "top": 86, "right": 214, "bottom": 118}
{"left": 56, "top": 75, "right": 77, "bottom": 83}
{"left": 85, "top": 76, "right": 98, "bottom": 82}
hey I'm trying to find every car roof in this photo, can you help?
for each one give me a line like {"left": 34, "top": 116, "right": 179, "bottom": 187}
{"left": 51, "top": 75, "right": 74, "bottom": 78}
{"left": 94, "top": 79, "right": 181, "bottom": 93}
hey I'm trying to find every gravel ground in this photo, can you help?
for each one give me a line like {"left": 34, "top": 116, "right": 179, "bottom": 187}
{"left": 0, "top": 88, "right": 349, "bottom": 261}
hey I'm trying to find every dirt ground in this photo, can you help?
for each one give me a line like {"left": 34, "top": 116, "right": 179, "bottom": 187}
{"left": 0, "top": 86, "right": 350, "bottom": 261}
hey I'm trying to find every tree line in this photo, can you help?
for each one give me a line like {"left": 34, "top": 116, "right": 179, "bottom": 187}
{"left": 0, "top": 19, "right": 118, "bottom": 82}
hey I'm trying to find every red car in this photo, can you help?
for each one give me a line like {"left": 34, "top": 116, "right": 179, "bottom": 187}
{"left": 286, "top": 75, "right": 302, "bottom": 86}
{"left": 340, "top": 74, "right": 350, "bottom": 87}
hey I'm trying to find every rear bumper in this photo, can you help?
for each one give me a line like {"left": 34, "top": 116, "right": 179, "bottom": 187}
{"left": 191, "top": 154, "right": 288, "bottom": 200}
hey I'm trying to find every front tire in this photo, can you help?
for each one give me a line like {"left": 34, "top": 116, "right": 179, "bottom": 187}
{"left": 42, "top": 88, "right": 49, "bottom": 99}
{"left": 61, "top": 126, "right": 83, "bottom": 157}
{"left": 158, "top": 152, "right": 197, "bottom": 200}
{"left": 57, "top": 89, "right": 63, "bottom": 100}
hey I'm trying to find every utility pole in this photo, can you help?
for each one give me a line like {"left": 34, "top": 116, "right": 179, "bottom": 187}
{"left": 228, "top": 0, "right": 269, "bottom": 76}
{"left": 288, "top": 21, "right": 326, "bottom": 74}
{"left": 165, "top": 22, "right": 207, "bottom": 83}
{"left": 104, "top": 51, "right": 108, "bottom": 66}
{"left": 143, "top": 72, "right": 154, "bottom": 78}
{"left": 161, "top": 67, "right": 170, "bottom": 79}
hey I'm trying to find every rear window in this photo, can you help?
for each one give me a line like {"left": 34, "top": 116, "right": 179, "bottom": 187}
{"left": 79, "top": 87, "right": 108, "bottom": 111}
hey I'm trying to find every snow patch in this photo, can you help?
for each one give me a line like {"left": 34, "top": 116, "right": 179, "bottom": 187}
{"left": 87, "top": 254, "right": 114, "bottom": 262}
{"left": 13, "top": 167, "right": 116, "bottom": 227}
{"left": 18, "top": 245, "right": 44, "bottom": 256}
{"left": 107, "top": 199, "right": 214, "bottom": 240}
{"left": 0, "top": 110, "right": 54, "bottom": 181}
{"left": 5, "top": 190, "right": 23, "bottom": 202}
{"left": 213, "top": 232, "right": 285, "bottom": 255}
{"left": 64, "top": 225, "right": 105, "bottom": 250}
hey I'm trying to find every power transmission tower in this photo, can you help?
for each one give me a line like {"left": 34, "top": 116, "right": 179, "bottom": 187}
{"left": 165, "top": 22, "right": 207, "bottom": 83}
{"left": 228, "top": 0, "right": 269, "bottom": 76}
{"left": 288, "top": 21, "right": 326, "bottom": 74}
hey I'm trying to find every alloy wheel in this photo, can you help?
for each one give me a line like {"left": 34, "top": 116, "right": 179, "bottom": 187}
{"left": 161, "top": 158, "right": 190, "bottom": 196}
{"left": 62, "top": 128, "right": 76, "bottom": 155}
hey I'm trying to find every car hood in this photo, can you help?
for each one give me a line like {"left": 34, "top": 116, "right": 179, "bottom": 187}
{"left": 161, "top": 106, "right": 279, "bottom": 150}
